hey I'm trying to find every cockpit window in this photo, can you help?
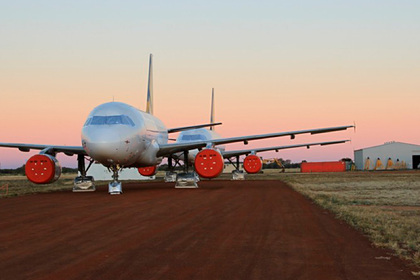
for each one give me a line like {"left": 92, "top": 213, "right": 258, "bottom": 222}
{"left": 181, "top": 134, "right": 207, "bottom": 141}
{"left": 84, "top": 115, "right": 135, "bottom": 127}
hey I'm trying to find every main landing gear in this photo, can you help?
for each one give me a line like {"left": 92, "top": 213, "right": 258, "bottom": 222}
{"left": 227, "top": 155, "right": 245, "bottom": 180}
{"left": 73, "top": 154, "right": 95, "bottom": 192}
{"left": 108, "top": 165, "right": 122, "bottom": 195}
{"left": 164, "top": 155, "right": 178, "bottom": 182}
{"left": 173, "top": 151, "right": 199, "bottom": 188}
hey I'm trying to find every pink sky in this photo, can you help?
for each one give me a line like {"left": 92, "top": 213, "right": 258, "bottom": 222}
{"left": 0, "top": 65, "right": 417, "bottom": 169}
{"left": 1, "top": 1, "right": 419, "bottom": 168}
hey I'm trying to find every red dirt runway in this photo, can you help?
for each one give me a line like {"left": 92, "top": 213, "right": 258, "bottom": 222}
{"left": 0, "top": 180, "right": 417, "bottom": 279}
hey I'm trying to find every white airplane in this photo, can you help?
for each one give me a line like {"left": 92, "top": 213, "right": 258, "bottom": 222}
{"left": 0, "top": 54, "right": 354, "bottom": 194}
{"left": 170, "top": 89, "right": 223, "bottom": 164}
{"left": 169, "top": 88, "right": 350, "bottom": 179}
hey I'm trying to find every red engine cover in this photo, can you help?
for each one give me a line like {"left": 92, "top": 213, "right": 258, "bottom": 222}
{"left": 138, "top": 166, "right": 157, "bottom": 176}
{"left": 194, "top": 149, "right": 224, "bottom": 178}
{"left": 25, "top": 154, "right": 61, "bottom": 184}
{"left": 243, "top": 155, "right": 262, "bottom": 174}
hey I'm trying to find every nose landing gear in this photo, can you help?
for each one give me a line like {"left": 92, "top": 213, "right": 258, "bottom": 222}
{"left": 108, "top": 165, "right": 123, "bottom": 194}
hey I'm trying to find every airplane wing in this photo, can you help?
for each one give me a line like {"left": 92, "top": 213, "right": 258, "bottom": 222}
{"left": 0, "top": 143, "right": 86, "bottom": 156}
{"left": 168, "top": 122, "right": 222, "bottom": 133}
{"left": 157, "top": 125, "right": 353, "bottom": 157}
{"left": 221, "top": 140, "right": 350, "bottom": 158}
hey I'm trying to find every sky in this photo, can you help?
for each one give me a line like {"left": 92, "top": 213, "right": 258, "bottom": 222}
{"left": 1, "top": 0, "right": 419, "bottom": 168}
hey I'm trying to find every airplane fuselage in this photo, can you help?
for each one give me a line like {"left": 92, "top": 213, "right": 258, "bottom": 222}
{"left": 81, "top": 102, "right": 168, "bottom": 168}
{"left": 174, "top": 128, "right": 224, "bottom": 163}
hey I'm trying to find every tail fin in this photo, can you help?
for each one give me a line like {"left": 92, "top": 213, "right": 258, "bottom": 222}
{"left": 146, "top": 54, "right": 154, "bottom": 115}
{"left": 210, "top": 88, "right": 215, "bottom": 131}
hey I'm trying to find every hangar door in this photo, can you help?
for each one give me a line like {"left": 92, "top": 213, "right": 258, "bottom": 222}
{"left": 413, "top": 155, "right": 420, "bottom": 169}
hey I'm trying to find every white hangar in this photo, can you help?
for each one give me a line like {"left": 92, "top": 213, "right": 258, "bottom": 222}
{"left": 354, "top": 141, "right": 420, "bottom": 170}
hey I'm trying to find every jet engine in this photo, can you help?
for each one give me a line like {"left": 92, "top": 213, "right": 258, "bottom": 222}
{"left": 138, "top": 166, "right": 157, "bottom": 177}
{"left": 243, "top": 155, "right": 262, "bottom": 174}
{"left": 25, "top": 154, "right": 62, "bottom": 184}
{"left": 194, "top": 148, "right": 224, "bottom": 178}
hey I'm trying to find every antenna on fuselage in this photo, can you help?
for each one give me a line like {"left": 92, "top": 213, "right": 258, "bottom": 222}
{"left": 146, "top": 54, "right": 154, "bottom": 115}
{"left": 210, "top": 88, "right": 215, "bottom": 131}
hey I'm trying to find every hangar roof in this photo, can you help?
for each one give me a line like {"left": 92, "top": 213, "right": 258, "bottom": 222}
{"left": 355, "top": 141, "right": 420, "bottom": 152}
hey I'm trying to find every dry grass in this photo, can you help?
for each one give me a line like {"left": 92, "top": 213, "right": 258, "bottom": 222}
{"left": 0, "top": 174, "right": 78, "bottom": 197}
{"left": 0, "top": 174, "right": 154, "bottom": 197}
{"left": 272, "top": 170, "right": 420, "bottom": 268}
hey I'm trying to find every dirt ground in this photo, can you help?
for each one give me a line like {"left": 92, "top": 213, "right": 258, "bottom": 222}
{"left": 0, "top": 180, "right": 417, "bottom": 280}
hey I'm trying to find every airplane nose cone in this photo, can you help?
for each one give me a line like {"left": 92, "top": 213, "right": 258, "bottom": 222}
{"left": 82, "top": 127, "right": 126, "bottom": 164}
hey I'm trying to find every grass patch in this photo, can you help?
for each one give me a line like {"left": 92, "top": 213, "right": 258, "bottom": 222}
{"left": 0, "top": 174, "right": 78, "bottom": 197}
{"left": 275, "top": 171, "right": 420, "bottom": 267}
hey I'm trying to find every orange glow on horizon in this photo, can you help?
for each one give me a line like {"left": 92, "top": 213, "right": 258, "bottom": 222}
{"left": 1, "top": 1, "right": 420, "bottom": 168}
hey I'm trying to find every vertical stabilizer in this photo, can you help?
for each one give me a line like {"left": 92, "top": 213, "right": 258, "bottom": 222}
{"left": 146, "top": 54, "right": 154, "bottom": 115}
{"left": 210, "top": 88, "right": 215, "bottom": 131}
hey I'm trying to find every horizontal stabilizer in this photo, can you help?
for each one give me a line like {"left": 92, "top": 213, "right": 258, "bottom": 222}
{"left": 168, "top": 122, "right": 222, "bottom": 133}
